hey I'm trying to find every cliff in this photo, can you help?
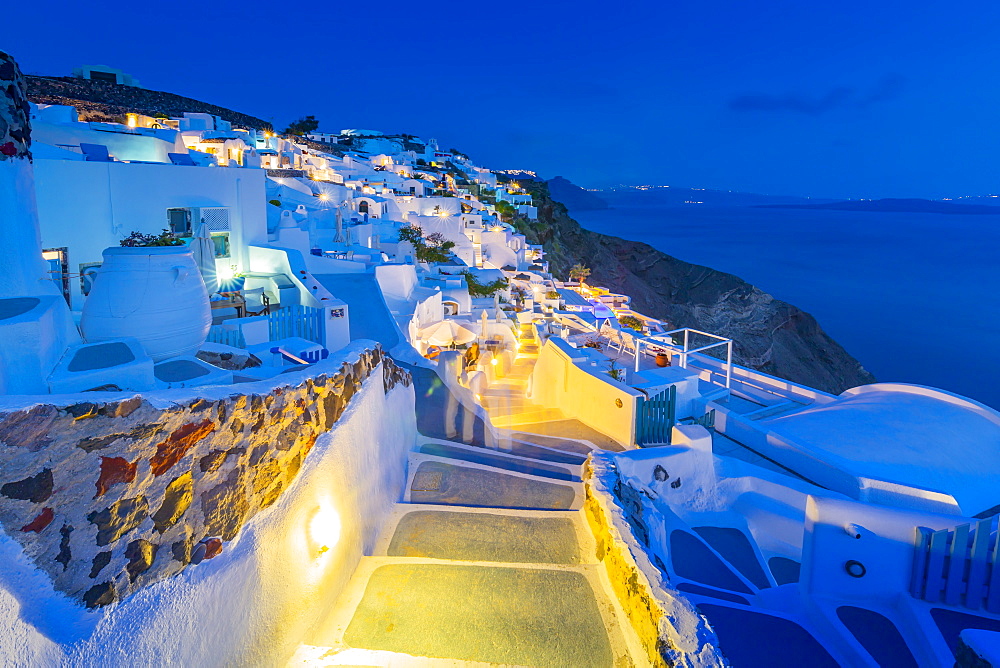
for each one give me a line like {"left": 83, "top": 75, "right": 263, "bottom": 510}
{"left": 546, "top": 176, "right": 608, "bottom": 210}
{"left": 520, "top": 181, "right": 875, "bottom": 394}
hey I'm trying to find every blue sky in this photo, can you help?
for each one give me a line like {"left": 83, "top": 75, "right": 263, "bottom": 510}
{"left": 5, "top": 0, "right": 999, "bottom": 197}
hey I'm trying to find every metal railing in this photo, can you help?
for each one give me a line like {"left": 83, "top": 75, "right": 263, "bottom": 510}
{"left": 635, "top": 327, "right": 734, "bottom": 389}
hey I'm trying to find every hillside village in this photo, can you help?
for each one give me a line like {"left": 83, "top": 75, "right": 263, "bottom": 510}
{"left": 2, "top": 58, "right": 1000, "bottom": 667}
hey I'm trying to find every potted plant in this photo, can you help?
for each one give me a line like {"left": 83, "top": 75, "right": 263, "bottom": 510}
{"left": 80, "top": 230, "right": 211, "bottom": 361}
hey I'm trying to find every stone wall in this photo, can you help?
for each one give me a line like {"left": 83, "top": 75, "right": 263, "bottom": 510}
{"left": 0, "top": 51, "right": 32, "bottom": 160}
{"left": 0, "top": 344, "right": 410, "bottom": 608}
{"left": 584, "top": 451, "right": 725, "bottom": 667}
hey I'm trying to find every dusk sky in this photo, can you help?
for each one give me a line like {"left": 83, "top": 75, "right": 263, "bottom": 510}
{"left": 6, "top": 1, "right": 999, "bottom": 198}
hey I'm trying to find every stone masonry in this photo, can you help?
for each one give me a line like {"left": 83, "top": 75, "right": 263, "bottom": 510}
{"left": 0, "top": 345, "right": 410, "bottom": 608}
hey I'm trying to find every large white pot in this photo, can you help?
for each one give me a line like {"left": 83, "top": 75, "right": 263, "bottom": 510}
{"left": 81, "top": 246, "right": 211, "bottom": 361}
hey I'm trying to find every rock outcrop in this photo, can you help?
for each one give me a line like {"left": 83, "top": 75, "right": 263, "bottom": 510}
{"left": 521, "top": 181, "right": 875, "bottom": 394}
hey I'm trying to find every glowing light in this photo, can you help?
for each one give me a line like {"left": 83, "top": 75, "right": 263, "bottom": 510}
{"left": 308, "top": 505, "right": 341, "bottom": 557}
{"left": 217, "top": 265, "right": 235, "bottom": 281}
{"left": 318, "top": 193, "right": 331, "bottom": 201}
{"left": 490, "top": 358, "right": 499, "bottom": 366}
{"left": 125, "top": 113, "right": 138, "bottom": 128}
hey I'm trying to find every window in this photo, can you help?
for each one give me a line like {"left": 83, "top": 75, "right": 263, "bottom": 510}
{"left": 167, "top": 208, "right": 192, "bottom": 236}
{"left": 211, "top": 232, "right": 231, "bottom": 258}
{"left": 359, "top": 200, "right": 369, "bottom": 214}
{"left": 90, "top": 71, "right": 117, "bottom": 83}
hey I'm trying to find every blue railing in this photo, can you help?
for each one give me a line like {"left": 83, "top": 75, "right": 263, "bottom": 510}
{"left": 635, "top": 385, "right": 676, "bottom": 446}
{"left": 206, "top": 325, "right": 245, "bottom": 348}
{"left": 269, "top": 305, "right": 326, "bottom": 346}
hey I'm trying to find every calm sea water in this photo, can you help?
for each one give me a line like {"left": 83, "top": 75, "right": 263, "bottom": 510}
{"left": 572, "top": 204, "right": 1000, "bottom": 409}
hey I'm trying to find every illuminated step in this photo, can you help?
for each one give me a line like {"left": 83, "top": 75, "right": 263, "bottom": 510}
{"left": 341, "top": 563, "right": 614, "bottom": 667}
{"left": 417, "top": 441, "right": 581, "bottom": 481}
{"left": 382, "top": 506, "right": 586, "bottom": 564}
{"left": 405, "top": 458, "right": 582, "bottom": 510}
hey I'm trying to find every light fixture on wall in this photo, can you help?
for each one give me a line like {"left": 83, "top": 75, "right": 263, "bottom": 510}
{"left": 308, "top": 504, "right": 341, "bottom": 557}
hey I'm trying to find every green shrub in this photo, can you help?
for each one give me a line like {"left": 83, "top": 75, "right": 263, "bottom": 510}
{"left": 618, "top": 315, "right": 644, "bottom": 331}
{"left": 120, "top": 229, "right": 186, "bottom": 247}
{"left": 464, "top": 271, "right": 509, "bottom": 297}
{"left": 398, "top": 225, "right": 456, "bottom": 263}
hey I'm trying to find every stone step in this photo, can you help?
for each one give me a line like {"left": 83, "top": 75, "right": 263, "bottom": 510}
{"left": 418, "top": 442, "right": 581, "bottom": 482}
{"left": 377, "top": 505, "right": 589, "bottom": 564}
{"left": 328, "top": 560, "right": 617, "bottom": 667}
{"left": 485, "top": 437, "right": 589, "bottom": 465}
{"left": 509, "top": 431, "right": 598, "bottom": 456}
{"left": 405, "top": 456, "right": 582, "bottom": 510}
{"left": 289, "top": 644, "right": 466, "bottom": 666}
{"left": 513, "top": 419, "right": 625, "bottom": 452}
{"left": 488, "top": 407, "right": 567, "bottom": 427}
{"left": 419, "top": 434, "right": 587, "bottom": 465}
{"left": 485, "top": 378, "right": 529, "bottom": 390}
{"left": 483, "top": 404, "right": 558, "bottom": 423}
{"left": 481, "top": 394, "right": 535, "bottom": 409}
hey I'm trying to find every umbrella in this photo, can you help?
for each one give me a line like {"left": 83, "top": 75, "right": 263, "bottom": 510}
{"left": 480, "top": 310, "right": 489, "bottom": 341}
{"left": 334, "top": 204, "right": 346, "bottom": 243}
{"left": 191, "top": 220, "right": 218, "bottom": 294}
{"left": 419, "top": 320, "right": 477, "bottom": 347}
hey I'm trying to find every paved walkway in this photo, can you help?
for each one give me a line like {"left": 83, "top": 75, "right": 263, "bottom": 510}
{"left": 315, "top": 273, "right": 400, "bottom": 349}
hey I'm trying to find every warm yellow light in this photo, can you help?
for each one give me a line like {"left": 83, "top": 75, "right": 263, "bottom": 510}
{"left": 438, "top": 210, "right": 449, "bottom": 217}
{"left": 318, "top": 193, "right": 330, "bottom": 201}
{"left": 491, "top": 358, "right": 499, "bottom": 366}
{"left": 308, "top": 505, "right": 341, "bottom": 557}
{"left": 125, "top": 113, "right": 138, "bottom": 128}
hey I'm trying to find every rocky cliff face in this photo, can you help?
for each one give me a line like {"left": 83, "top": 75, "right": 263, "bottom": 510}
{"left": 521, "top": 182, "right": 875, "bottom": 394}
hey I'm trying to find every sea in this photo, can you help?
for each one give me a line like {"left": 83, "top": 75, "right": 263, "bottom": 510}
{"left": 571, "top": 198, "right": 1000, "bottom": 409}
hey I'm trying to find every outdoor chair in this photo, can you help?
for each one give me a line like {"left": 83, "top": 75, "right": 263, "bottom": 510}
{"left": 168, "top": 152, "right": 197, "bottom": 166}
{"left": 80, "top": 143, "right": 114, "bottom": 162}
{"left": 243, "top": 288, "right": 271, "bottom": 316}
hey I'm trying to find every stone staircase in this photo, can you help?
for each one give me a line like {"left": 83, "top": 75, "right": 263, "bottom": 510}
{"left": 482, "top": 325, "right": 566, "bottom": 429}
{"left": 291, "top": 324, "right": 643, "bottom": 666}
{"left": 294, "top": 431, "right": 645, "bottom": 666}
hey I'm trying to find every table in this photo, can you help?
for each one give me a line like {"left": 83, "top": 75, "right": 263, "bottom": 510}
{"left": 210, "top": 294, "right": 245, "bottom": 318}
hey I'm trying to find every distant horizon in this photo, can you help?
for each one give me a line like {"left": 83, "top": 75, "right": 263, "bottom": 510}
{"left": 561, "top": 178, "right": 1000, "bottom": 204}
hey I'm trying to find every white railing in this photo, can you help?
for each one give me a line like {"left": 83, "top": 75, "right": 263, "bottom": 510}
{"left": 634, "top": 327, "right": 734, "bottom": 389}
